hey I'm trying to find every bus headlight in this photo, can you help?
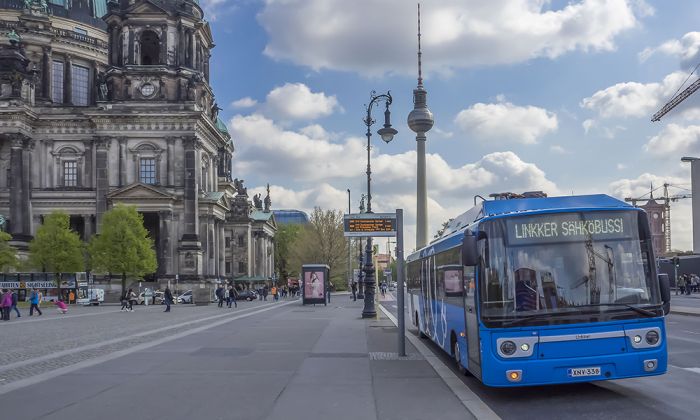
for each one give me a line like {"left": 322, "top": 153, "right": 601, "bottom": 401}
{"left": 633, "top": 335, "right": 642, "bottom": 344}
{"left": 645, "top": 330, "right": 659, "bottom": 345}
{"left": 520, "top": 343, "right": 530, "bottom": 352}
{"left": 500, "top": 340, "right": 517, "bottom": 356}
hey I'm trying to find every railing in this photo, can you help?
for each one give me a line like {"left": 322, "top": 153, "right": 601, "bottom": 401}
{"left": 51, "top": 27, "right": 108, "bottom": 49}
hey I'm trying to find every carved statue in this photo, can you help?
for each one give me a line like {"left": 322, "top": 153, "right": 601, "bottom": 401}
{"left": 233, "top": 178, "right": 248, "bottom": 196}
{"left": 97, "top": 72, "right": 109, "bottom": 101}
{"left": 264, "top": 183, "right": 271, "bottom": 212}
{"left": 211, "top": 102, "right": 221, "bottom": 121}
{"left": 253, "top": 193, "right": 263, "bottom": 210}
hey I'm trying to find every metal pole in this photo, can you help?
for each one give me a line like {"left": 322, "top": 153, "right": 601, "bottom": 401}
{"left": 396, "top": 208, "right": 406, "bottom": 356}
{"left": 347, "top": 189, "right": 351, "bottom": 290}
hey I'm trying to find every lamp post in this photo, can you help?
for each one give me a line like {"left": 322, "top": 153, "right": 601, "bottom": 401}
{"left": 357, "top": 194, "right": 366, "bottom": 300}
{"left": 347, "top": 189, "right": 352, "bottom": 290}
{"left": 361, "top": 91, "right": 398, "bottom": 318}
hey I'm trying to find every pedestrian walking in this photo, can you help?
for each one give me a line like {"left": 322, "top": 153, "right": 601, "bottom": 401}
{"left": 271, "top": 286, "right": 278, "bottom": 301}
{"left": 227, "top": 286, "right": 237, "bottom": 308}
{"left": 678, "top": 275, "right": 687, "bottom": 295}
{"left": 68, "top": 290, "right": 75, "bottom": 304}
{"left": 216, "top": 285, "right": 225, "bottom": 308}
{"left": 29, "top": 288, "right": 43, "bottom": 316}
{"left": 11, "top": 290, "right": 20, "bottom": 318}
{"left": 262, "top": 286, "right": 269, "bottom": 301}
{"left": 120, "top": 291, "right": 129, "bottom": 311}
{"left": 351, "top": 281, "right": 357, "bottom": 301}
{"left": 127, "top": 288, "right": 137, "bottom": 311}
{"left": 1, "top": 289, "right": 12, "bottom": 321}
{"left": 163, "top": 287, "right": 173, "bottom": 312}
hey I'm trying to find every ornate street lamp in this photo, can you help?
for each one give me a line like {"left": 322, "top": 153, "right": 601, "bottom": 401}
{"left": 361, "top": 91, "right": 397, "bottom": 318}
{"left": 357, "top": 194, "right": 366, "bottom": 300}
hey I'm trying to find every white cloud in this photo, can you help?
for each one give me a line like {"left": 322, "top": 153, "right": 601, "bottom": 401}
{"left": 608, "top": 172, "right": 692, "bottom": 251}
{"left": 550, "top": 145, "right": 569, "bottom": 154}
{"left": 639, "top": 31, "right": 700, "bottom": 68}
{"left": 454, "top": 100, "right": 558, "bottom": 144}
{"left": 617, "top": 163, "right": 627, "bottom": 170}
{"left": 265, "top": 83, "right": 340, "bottom": 120}
{"left": 581, "top": 71, "right": 689, "bottom": 119}
{"left": 257, "top": 0, "right": 651, "bottom": 76}
{"left": 644, "top": 124, "right": 700, "bottom": 156}
{"left": 230, "top": 97, "right": 258, "bottom": 109}
{"left": 229, "top": 113, "right": 560, "bottom": 250}
{"left": 229, "top": 113, "right": 558, "bottom": 195}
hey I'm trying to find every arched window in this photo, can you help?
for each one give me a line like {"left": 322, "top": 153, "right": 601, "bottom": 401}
{"left": 55, "top": 146, "right": 83, "bottom": 188}
{"left": 140, "top": 30, "right": 160, "bottom": 65}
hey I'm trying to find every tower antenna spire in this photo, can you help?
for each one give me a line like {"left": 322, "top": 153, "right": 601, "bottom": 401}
{"left": 417, "top": 3, "right": 423, "bottom": 87}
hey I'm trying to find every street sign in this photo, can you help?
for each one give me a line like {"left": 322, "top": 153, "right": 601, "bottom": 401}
{"left": 344, "top": 213, "right": 397, "bottom": 237}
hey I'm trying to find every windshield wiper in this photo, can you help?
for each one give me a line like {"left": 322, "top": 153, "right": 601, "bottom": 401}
{"left": 576, "top": 303, "right": 660, "bottom": 317}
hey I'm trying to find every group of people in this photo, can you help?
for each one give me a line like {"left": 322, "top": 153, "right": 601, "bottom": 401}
{"left": 215, "top": 285, "right": 238, "bottom": 308}
{"left": 677, "top": 273, "right": 700, "bottom": 295}
{"left": 0, "top": 288, "right": 68, "bottom": 320}
{"left": 255, "top": 285, "right": 297, "bottom": 301}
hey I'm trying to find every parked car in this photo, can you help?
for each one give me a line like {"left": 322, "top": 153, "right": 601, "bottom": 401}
{"left": 177, "top": 290, "right": 193, "bottom": 304}
{"left": 237, "top": 290, "right": 257, "bottom": 301}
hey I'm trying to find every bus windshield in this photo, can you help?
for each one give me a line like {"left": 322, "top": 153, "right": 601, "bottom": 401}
{"left": 478, "top": 210, "right": 662, "bottom": 327}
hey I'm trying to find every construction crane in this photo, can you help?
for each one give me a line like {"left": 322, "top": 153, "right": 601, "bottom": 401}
{"left": 624, "top": 183, "right": 691, "bottom": 253}
{"left": 651, "top": 64, "right": 700, "bottom": 122}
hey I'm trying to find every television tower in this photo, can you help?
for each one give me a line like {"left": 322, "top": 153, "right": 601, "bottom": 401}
{"left": 407, "top": 3, "right": 434, "bottom": 249}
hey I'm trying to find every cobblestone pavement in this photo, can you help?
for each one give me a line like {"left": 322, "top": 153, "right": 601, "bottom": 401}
{"left": 0, "top": 298, "right": 292, "bottom": 388}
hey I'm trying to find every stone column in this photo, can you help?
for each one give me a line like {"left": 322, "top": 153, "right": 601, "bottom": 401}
{"left": 83, "top": 214, "right": 93, "bottom": 240}
{"left": 182, "top": 136, "right": 199, "bottom": 241}
{"left": 42, "top": 47, "right": 51, "bottom": 100}
{"left": 218, "top": 223, "right": 225, "bottom": 277}
{"left": 95, "top": 137, "right": 110, "bottom": 232}
{"left": 190, "top": 32, "right": 196, "bottom": 68}
{"left": 208, "top": 220, "right": 215, "bottom": 275}
{"left": 65, "top": 54, "right": 72, "bottom": 105}
{"left": 8, "top": 135, "right": 25, "bottom": 238}
{"left": 118, "top": 137, "right": 127, "bottom": 186}
{"left": 128, "top": 29, "right": 135, "bottom": 65}
{"left": 82, "top": 140, "right": 93, "bottom": 188}
{"left": 177, "top": 24, "right": 185, "bottom": 67}
{"left": 45, "top": 139, "right": 54, "bottom": 187}
{"left": 21, "top": 139, "right": 34, "bottom": 236}
{"left": 166, "top": 137, "right": 175, "bottom": 186}
{"left": 159, "top": 211, "right": 173, "bottom": 275}
{"left": 160, "top": 24, "right": 168, "bottom": 65}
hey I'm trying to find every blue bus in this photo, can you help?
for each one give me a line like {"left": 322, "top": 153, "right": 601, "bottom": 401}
{"left": 406, "top": 193, "right": 671, "bottom": 387}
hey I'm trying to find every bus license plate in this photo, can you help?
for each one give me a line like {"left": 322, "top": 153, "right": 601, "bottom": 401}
{"left": 568, "top": 367, "right": 601, "bottom": 377}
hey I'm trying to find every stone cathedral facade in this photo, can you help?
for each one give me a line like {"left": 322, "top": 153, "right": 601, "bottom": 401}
{"left": 0, "top": 0, "right": 275, "bottom": 287}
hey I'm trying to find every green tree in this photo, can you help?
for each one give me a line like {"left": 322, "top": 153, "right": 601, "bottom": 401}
{"left": 289, "top": 207, "right": 349, "bottom": 290}
{"left": 0, "top": 231, "right": 18, "bottom": 271}
{"left": 29, "top": 211, "right": 85, "bottom": 273}
{"left": 274, "top": 223, "right": 302, "bottom": 284}
{"left": 88, "top": 204, "right": 157, "bottom": 294}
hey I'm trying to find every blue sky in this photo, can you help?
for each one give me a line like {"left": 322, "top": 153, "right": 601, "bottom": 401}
{"left": 203, "top": 0, "right": 700, "bottom": 252}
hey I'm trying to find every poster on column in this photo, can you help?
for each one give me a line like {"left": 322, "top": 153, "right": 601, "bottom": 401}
{"left": 301, "top": 264, "right": 329, "bottom": 306}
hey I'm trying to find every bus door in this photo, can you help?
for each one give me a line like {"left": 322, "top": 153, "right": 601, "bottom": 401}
{"left": 421, "top": 257, "right": 435, "bottom": 338}
{"left": 464, "top": 257, "right": 482, "bottom": 378}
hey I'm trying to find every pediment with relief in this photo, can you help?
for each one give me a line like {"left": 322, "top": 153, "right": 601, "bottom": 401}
{"left": 127, "top": 0, "right": 170, "bottom": 15}
{"left": 107, "top": 183, "right": 175, "bottom": 202}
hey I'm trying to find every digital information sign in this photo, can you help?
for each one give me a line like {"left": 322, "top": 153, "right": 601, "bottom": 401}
{"left": 505, "top": 211, "right": 636, "bottom": 246}
{"left": 344, "top": 213, "right": 397, "bottom": 237}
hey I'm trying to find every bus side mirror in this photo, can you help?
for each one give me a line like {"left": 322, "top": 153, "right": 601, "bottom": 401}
{"left": 658, "top": 273, "right": 670, "bottom": 315}
{"left": 462, "top": 231, "right": 478, "bottom": 266}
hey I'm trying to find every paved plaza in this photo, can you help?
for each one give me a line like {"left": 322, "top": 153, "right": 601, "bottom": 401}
{"left": 0, "top": 296, "right": 477, "bottom": 420}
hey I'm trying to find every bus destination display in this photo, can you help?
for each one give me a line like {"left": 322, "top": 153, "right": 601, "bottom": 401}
{"left": 505, "top": 212, "right": 635, "bottom": 245}
{"left": 344, "top": 214, "right": 397, "bottom": 237}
